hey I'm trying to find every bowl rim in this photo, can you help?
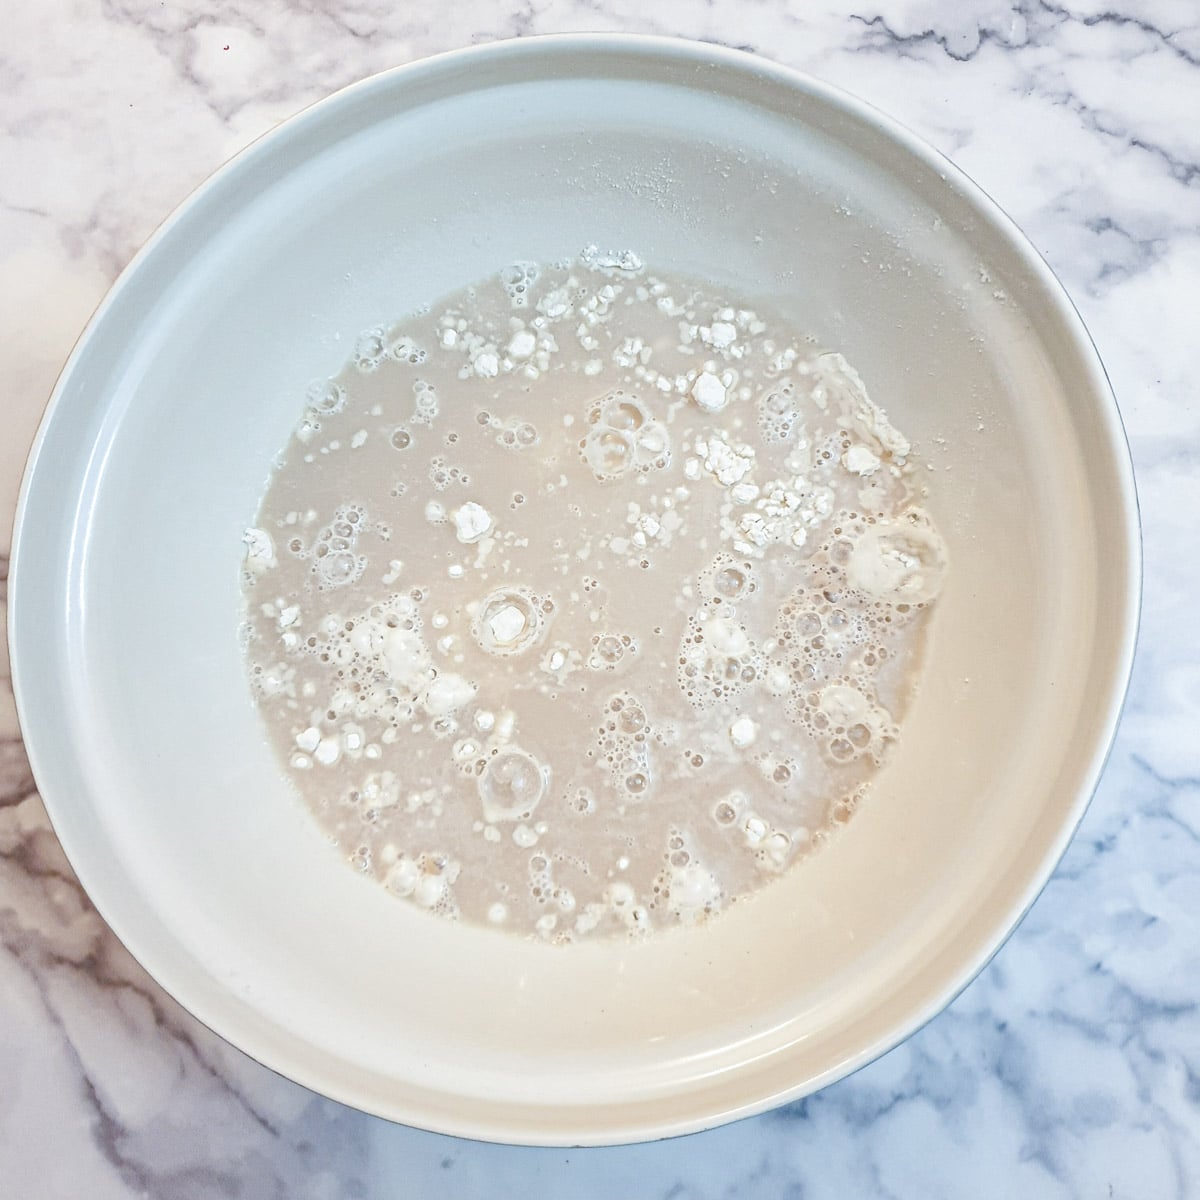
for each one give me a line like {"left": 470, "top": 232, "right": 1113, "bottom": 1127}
{"left": 7, "top": 32, "right": 1142, "bottom": 1146}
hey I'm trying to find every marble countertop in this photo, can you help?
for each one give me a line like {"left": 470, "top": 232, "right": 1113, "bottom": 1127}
{"left": 3, "top": 2, "right": 1197, "bottom": 1196}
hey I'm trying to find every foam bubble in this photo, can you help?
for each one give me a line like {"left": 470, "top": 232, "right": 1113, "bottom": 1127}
{"left": 473, "top": 588, "right": 552, "bottom": 656}
{"left": 600, "top": 392, "right": 649, "bottom": 431}
{"left": 606, "top": 399, "right": 646, "bottom": 430}
{"left": 588, "top": 633, "right": 635, "bottom": 671}
{"left": 816, "top": 684, "right": 897, "bottom": 764}
{"left": 414, "top": 873, "right": 446, "bottom": 908}
{"left": 387, "top": 335, "right": 427, "bottom": 365}
{"left": 697, "top": 553, "right": 757, "bottom": 608}
{"left": 316, "top": 550, "right": 363, "bottom": 588}
{"left": 353, "top": 328, "right": 386, "bottom": 371}
{"left": 713, "top": 800, "right": 738, "bottom": 826}
{"left": 618, "top": 703, "right": 645, "bottom": 734}
{"left": 306, "top": 380, "right": 346, "bottom": 416}
{"left": 713, "top": 566, "right": 749, "bottom": 599}
{"left": 581, "top": 390, "right": 671, "bottom": 478}
{"left": 386, "top": 857, "right": 421, "bottom": 896}
{"left": 582, "top": 428, "right": 634, "bottom": 478}
{"left": 496, "top": 420, "right": 539, "bottom": 450}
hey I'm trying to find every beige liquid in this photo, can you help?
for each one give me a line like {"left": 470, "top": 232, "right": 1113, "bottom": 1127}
{"left": 241, "top": 253, "right": 946, "bottom": 941}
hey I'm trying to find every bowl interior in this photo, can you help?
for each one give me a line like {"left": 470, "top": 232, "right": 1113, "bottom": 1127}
{"left": 10, "top": 38, "right": 1137, "bottom": 1144}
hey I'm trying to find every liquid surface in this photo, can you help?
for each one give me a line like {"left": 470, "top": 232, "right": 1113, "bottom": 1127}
{"left": 242, "top": 251, "right": 947, "bottom": 941}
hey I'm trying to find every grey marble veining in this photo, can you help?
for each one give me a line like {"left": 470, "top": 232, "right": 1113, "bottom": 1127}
{"left": 2, "top": 2, "right": 1198, "bottom": 1196}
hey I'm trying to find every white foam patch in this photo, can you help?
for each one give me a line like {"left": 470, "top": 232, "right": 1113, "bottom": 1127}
{"left": 846, "top": 514, "right": 947, "bottom": 604}
{"left": 424, "top": 673, "right": 476, "bottom": 716}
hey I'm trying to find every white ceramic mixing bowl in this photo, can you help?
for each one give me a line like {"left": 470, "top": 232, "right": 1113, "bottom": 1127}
{"left": 8, "top": 36, "right": 1139, "bottom": 1145}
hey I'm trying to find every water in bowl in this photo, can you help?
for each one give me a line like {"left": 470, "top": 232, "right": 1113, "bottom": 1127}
{"left": 241, "top": 250, "right": 946, "bottom": 941}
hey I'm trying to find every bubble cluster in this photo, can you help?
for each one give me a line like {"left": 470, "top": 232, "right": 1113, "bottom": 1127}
{"left": 677, "top": 613, "right": 760, "bottom": 709}
{"left": 305, "top": 591, "right": 477, "bottom": 736}
{"left": 384, "top": 850, "right": 461, "bottom": 914}
{"left": 472, "top": 409, "right": 541, "bottom": 451}
{"left": 500, "top": 261, "right": 540, "bottom": 307}
{"left": 411, "top": 379, "right": 439, "bottom": 426}
{"left": 594, "top": 692, "right": 656, "bottom": 803}
{"left": 564, "top": 873, "right": 654, "bottom": 937}
{"left": 579, "top": 390, "right": 670, "bottom": 480}
{"left": 523, "top": 851, "right": 587, "bottom": 939}
{"left": 766, "top": 517, "right": 938, "bottom": 764}
{"left": 657, "top": 854, "right": 724, "bottom": 924}
{"left": 306, "top": 504, "right": 368, "bottom": 591}
{"left": 345, "top": 771, "right": 401, "bottom": 821}
{"left": 587, "top": 632, "right": 637, "bottom": 672}
{"left": 386, "top": 334, "right": 428, "bottom": 366}
{"left": 497, "top": 419, "right": 539, "bottom": 450}
{"left": 705, "top": 790, "right": 803, "bottom": 875}
{"left": 427, "top": 456, "right": 470, "bottom": 491}
{"left": 566, "top": 785, "right": 596, "bottom": 816}
{"left": 812, "top": 684, "right": 897, "bottom": 765}
{"left": 353, "top": 328, "right": 387, "bottom": 372}
{"left": 757, "top": 378, "right": 801, "bottom": 443}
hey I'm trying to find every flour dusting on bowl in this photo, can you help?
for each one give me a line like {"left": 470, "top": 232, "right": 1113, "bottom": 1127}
{"left": 241, "top": 252, "right": 946, "bottom": 940}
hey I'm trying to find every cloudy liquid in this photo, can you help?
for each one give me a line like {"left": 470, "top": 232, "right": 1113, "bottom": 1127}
{"left": 241, "top": 250, "right": 946, "bottom": 941}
